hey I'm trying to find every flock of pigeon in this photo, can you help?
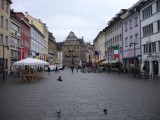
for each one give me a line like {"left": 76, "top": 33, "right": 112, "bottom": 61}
{"left": 56, "top": 76, "right": 107, "bottom": 116}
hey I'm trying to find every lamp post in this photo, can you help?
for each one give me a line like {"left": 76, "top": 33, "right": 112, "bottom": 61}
{"left": 1, "top": 45, "right": 9, "bottom": 82}
{"left": 129, "top": 42, "right": 138, "bottom": 69}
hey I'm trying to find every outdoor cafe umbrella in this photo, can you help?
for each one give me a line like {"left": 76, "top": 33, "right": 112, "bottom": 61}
{"left": 13, "top": 57, "right": 49, "bottom": 66}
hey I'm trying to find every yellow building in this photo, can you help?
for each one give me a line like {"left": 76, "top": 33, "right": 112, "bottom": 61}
{"left": 93, "top": 31, "right": 106, "bottom": 62}
{"left": 0, "top": 0, "right": 12, "bottom": 78}
{"left": 26, "top": 14, "right": 48, "bottom": 61}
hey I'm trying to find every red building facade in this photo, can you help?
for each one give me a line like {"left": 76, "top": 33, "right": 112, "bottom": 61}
{"left": 15, "top": 12, "right": 30, "bottom": 60}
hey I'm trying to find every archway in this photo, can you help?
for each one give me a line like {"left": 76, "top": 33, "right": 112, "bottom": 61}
{"left": 152, "top": 60, "right": 158, "bottom": 75}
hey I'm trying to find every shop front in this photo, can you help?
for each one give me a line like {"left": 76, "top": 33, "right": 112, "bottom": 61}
{"left": 142, "top": 54, "right": 160, "bottom": 77}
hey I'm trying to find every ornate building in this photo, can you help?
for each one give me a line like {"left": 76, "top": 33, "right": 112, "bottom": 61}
{"left": 57, "top": 42, "right": 64, "bottom": 65}
{"left": 48, "top": 32, "right": 57, "bottom": 64}
{"left": 62, "top": 31, "right": 86, "bottom": 66}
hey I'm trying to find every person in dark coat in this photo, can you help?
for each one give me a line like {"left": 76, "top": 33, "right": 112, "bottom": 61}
{"left": 71, "top": 65, "right": 74, "bottom": 73}
{"left": 48, "top": 66, "right": 50, "bottom": 75}
{"left": 55, "top": 65, "right": 58, "bottom": 73}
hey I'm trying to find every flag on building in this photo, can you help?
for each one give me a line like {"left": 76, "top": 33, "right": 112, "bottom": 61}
{"left": 113, "top": 45, "right": 119, "bottom": 58}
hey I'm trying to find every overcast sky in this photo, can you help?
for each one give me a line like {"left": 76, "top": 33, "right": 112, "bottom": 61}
{"left": 11, "top": 0, "right": 139, "bottom": 43}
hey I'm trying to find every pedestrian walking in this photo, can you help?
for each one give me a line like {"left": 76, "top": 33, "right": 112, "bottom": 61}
{"left": 48, "top": 66, "right": 50, "bottom": 75}
{"left": 16, "top": 66, "right": 20, "bottom": 78}
{"left": 55, "top": 65, "right": 58, "bottom": 73}
{"left": 71, "top": 65, "right": 74, "bottom": 73}
{"left": 76, "top": 65, "right": 79, "bottom": 73}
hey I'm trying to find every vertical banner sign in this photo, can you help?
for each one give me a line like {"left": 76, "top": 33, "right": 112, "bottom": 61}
{"left": 114, "top": 45, "right": 119, "bottom": 58}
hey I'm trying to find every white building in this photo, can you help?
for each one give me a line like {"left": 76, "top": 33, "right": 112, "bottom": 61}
{"left": 57, "top": 42, "right": 64, "bottom": 65}
{"left": 140, "top": 0, "right": 160, "bottom": 76}
{"left": 105, "top": 9, "right": 127, "bottom": 64}
{"left": 30, "top": 24, "right": 45, "bottom": 60}
{"left": 122, "top": 1, "right": 141, "bottom": 71}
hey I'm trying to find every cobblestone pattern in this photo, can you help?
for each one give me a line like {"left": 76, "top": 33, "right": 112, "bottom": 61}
{"left": 0, "top": 69, "right": 160, "bottom": 120}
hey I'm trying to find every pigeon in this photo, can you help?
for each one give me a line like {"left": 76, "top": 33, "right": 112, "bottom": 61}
{"left": 56, "top": 110, "right": 61, "bottom": 116}
{"left": 57, "top": 76, "right": 62, "bottom": 82}
{"left": 103, "top": 109, "right": 107, "bottom": 114}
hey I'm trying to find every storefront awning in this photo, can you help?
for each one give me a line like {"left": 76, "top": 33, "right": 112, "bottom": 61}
{"left": 101, "top": 59, "right": 118, "bottom": 64}
{"left": 95, "top": 59, "right": 106, "bottom": 63}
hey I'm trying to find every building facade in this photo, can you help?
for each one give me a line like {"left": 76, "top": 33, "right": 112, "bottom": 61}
{"left": 30, "top": 24, "right": 45, "bottom": 60}
{"left": 15, "top": 12, "right": 30, "bottom": 60}
{"left": 10, "top": 10, "right": 21, "bottom": 68}
{"left": 105, "top": 9, "right": 127, "bottom": 64}
{"left": 26, "top": 14, "right": 48, "bottom": 61}
{"left": 0, "top": 0, "right": 12, "bottom": 76}
{"left": 122, "top": 2, "right": 142, "bottom": 71}
{"left": 85, "top": 42, "right": 93, "bottom": 66}
{"left": 48, "top": 32, "right": 57, "bottom": 64}
{"left": 140, "top": 0, "right": 160, "bottom": 76}
{"left": 57, "top": 42, "right": 64, "bottom": 65}
{"left": 62, "top": 31, "right": 86, "bottom": 66}
{"left": 93, "top": 31, "right": 105, "bottom": 62}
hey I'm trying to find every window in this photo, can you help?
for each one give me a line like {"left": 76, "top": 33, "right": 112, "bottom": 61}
{"left": 130, "top": 36, "right": 133, "bottom": 44}
{"left": 117, "top": 35, "right": 119, "bottom": 42}
{"left": 5, "top": 36, "right": 8, "bottom": 46}
{"left": 125, "top": 37, "right": 128, "bottom": 47}
{"left": 11, "top": 22, "right": 19, "bottom": 32}
{"left": 143, "top": 24, "right": 153, "bottom": 37}
{"left": 158, "top": 20, "right": 160, "bottom": 32}
{"left": 6, "top": 2, "right": 9, "bottom": 12}
{"left": 125, "top": 22, "right": 128, "bottom": 31}
{"left": 152, "top": 42, "right": 156, "bottom": 53}
{"left": 1, "top": 16, "right": 3, "bottom": 27}
{"left": 0, "top": 34, "right": 3, "bottom": 45}
{"left": 135, "top": 34, "right": 138, "bottom": 43}
{"left": 134, "top": 17, "right": 138, "bottom": 27}
{"left": 120, "top": 34, "right": 122, "bottom": 41}
{"left": 142, "top": 5, "right": 152, "bottom": 19}
{"left": 11, "top": 50, "right": 14, "bottom": 57}
{"left": 6, "top": 19, "right": 8, "bottom": 30}
{"left": 1, "top": 0, "right": 4, "bottom": 9}
{"left": 143, "top": 42, "right": 156, "bottom": 54}
{"left": 157, "top": 0, "right": 160, "bottom": 11}
{"left": 129, "top": 19, "right": 133, "bottom": 29}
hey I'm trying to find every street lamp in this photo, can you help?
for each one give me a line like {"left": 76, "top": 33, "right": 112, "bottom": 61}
{"left": 1, "top": 45, "right": 9, "bottom": 82}
{"left": 129, "top": 42, "right": 138, "bottom": 69}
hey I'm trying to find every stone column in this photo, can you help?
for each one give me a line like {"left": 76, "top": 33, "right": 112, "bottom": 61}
{"left": 149, "top": 61, "right": 152, "bottom": 76}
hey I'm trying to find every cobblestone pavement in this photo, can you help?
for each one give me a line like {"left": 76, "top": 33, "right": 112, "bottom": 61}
{"left": 0, "top": 69, "right": 160, "bottom": 120}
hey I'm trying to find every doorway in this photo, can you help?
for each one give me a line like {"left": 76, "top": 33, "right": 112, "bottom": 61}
{"left": 152, "top": 60, "right": 158, "bottom": 75}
